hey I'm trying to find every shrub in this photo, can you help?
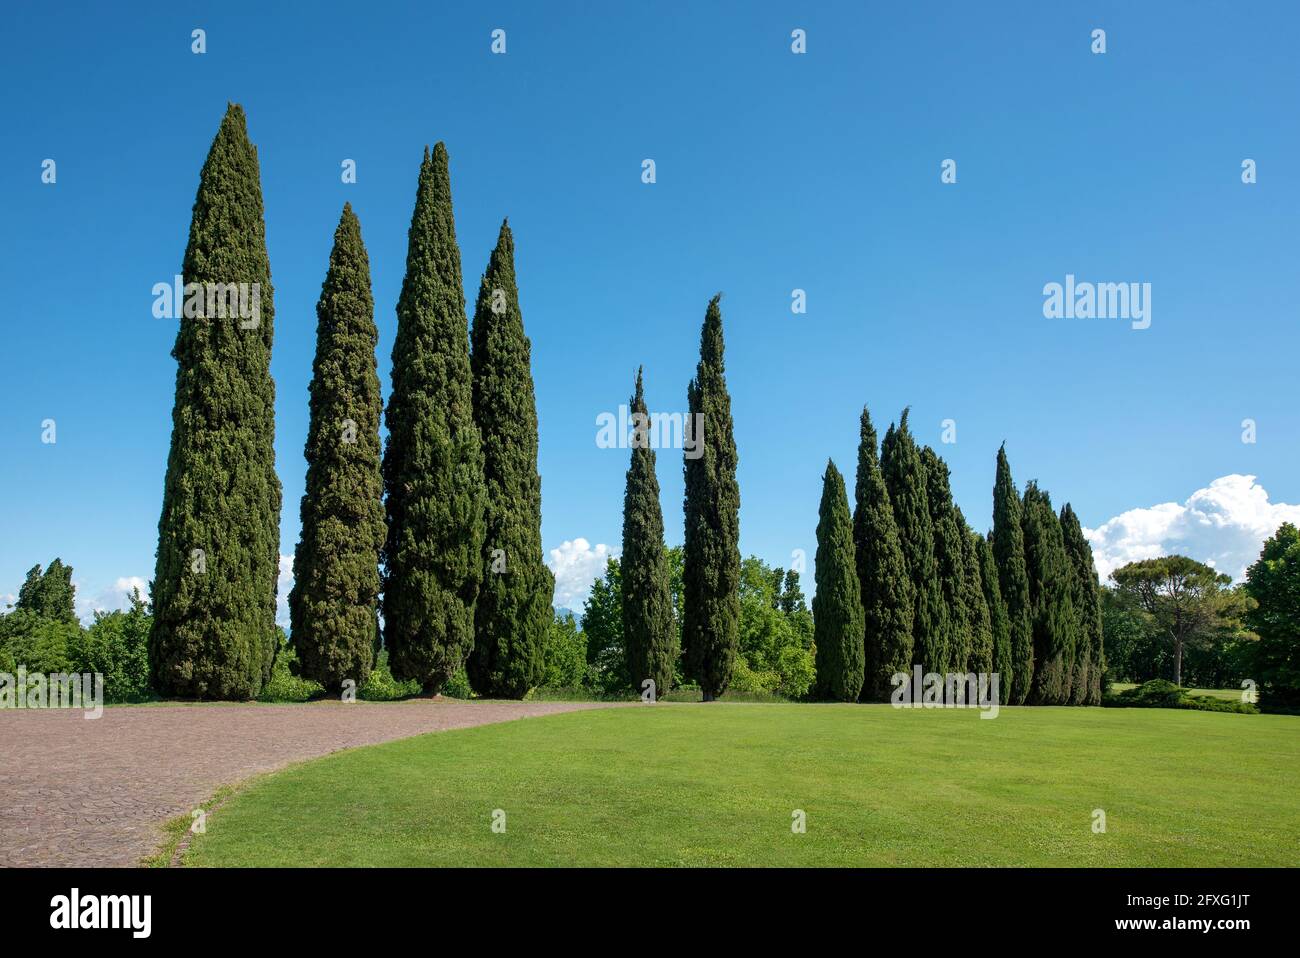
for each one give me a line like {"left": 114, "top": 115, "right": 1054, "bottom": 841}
{"left": 540, "top": 612, "right": 588, "bottom": 691}
{"left": 258, "top": 641, "right": 324, "bottom": 703}
{"left": 76, "top": 592, "right": 153, "bottom": 702}
{"left": 358, "top": 650, "right": 422, "bottom": 701}
{"left": 776, "top": 643, "right": 816, "bottom": 700}
{"left": 442, "top": 668, "right": 472, "bottom": 699}
{"left": 1103, "top": 678, "right": 1258, "bottom": 714}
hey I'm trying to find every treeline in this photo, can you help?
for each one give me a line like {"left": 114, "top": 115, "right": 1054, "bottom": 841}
{"left": 1100, "top": 528, "right": 1300, "bottom": 713}
{"left": 606, "top": 390, "right": 1106, "bottom": 705}
{"left": 578, "top": 550, "right": 815, "bottom": 699}
{"left": 0, "top": 561, "right": 151, "bottom": 702}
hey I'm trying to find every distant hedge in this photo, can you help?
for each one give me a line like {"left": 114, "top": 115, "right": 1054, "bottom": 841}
{"left": 1102, "top": 679, "right": 1257, "bottom": 714}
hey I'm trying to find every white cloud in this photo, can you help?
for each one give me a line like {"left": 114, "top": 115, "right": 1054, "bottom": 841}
{"left": 1084, "top": 475, "right": 1300, "bottom": 583}
{"left": 75, "top": 575, "right": 149, "bottom": 622}
{"left": 277, "top": 554, "right": 294, "bottom": 629}
{"left": 547, "top": 538, "right": 618, "bottom": 611}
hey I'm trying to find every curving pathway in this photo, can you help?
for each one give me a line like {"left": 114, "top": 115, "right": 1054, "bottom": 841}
{"left": 0, "top": 699, "right": 617, "bottom": 867}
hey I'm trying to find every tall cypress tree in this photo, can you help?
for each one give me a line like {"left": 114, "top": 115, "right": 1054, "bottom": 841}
{"left": 1060, "top": 503, "right": 1103, "bottom": 705}
{"left": 619, "top": 367, "right": 677, "bottom": 697}
{"left": 881, "top": 411, "right": 943, "bottom": 675}
{"left": 853, "top": 406, "right": 914, "bottom": 701}
{"left": 288, "top": 204, "right": 385, "bottom": 692}
{"left": 813, "top": 460, "right": 865, "bottom": 702}
{"left": 150, "top": 104, "right": 281, "bottom": 700}
{"left": 921, "top": 446, "right": 963, "bottom": 679}
{"left": 957, "top": 510, "right": 994, "bottom": 677}
{"left": 991, "top": 444, "right": 1033, "bottom": 704}
{"left": 1021, "top": 482, "right": 1077, "bottom": 705}
{"left": 382, "top": 144, "right": 485, "bottom": 694}
{"left": 979, "top": 532, "right": 1014, "bottom": 704}
{"left": 467, "top": 220, "right": 554, "bottom": 698}
{"left": 682, "top": 295, "right": 741, "bottom": 701}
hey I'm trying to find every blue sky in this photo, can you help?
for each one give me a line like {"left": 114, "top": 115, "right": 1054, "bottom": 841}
{"left": 2, "top": 1, "right": 1297, "bottom": 618}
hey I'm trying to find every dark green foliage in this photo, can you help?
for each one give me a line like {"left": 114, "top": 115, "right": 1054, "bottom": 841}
{"left": 1101, "top": 582, "right": 1256, "bottom": 691}
{"left": 1060, "top": 503, "right": 1103, "bottom": 705}
{"left": 853, "top": 406, "right": 914, "bottom": 701}
{"left": 978, "top": 533, "right": 1014, "bottom": 704}
{"left": 467, "top": 220, "right": 554, "bottom": 698}
{"left": 1245, "top": 523, "right": 1300, "bottom": 713}
{"left": 1111, "top": 555, "right": 1237, "bottom": 691}
{"left": 619, "top": 367, "right": 677, "bottom": 697}
{"left": 880, "top": 411, "right": 943, "bottom": 675}
{"left": 288, "top": 204, "right": 385, "bottom": 692}
{"left": 16, "top": 560, "right": 76, "bottom": 623}
{"left": 682, "top": 295, "right": 741, "bottom": 701}
{"left": 1020, "top": 482, "right": 1077, "bottom": 704}
{"left": 812, "top": 461, "right": 866, "bottom": 702}
{"left": 921, "top": 447, "right": 963, "bottom": 677}
{"left": 779, "top": 569, "right": 807, "bottom": 615}
{"left": 382, "top": 144, "right": 486, "bottom": 693}
{"left": 958, "top": 515, "right": 994, "bottom": 677}
{"left": 150, "top": 104, "right": 281, "bottom": 700}
{"left": 991, "top": 445, "right": 1033, "bottom": 704}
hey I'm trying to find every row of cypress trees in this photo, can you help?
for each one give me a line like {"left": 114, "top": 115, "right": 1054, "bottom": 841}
{"left": 618, "top": 296, "right": 743, "bottom": 700}
{"left": 813, "top": 407, "right": 1105, "bottom": 704}
{"left": 149, "top": 106, "right": 552, "bottom": 699}
{"left": 147, "top": 104, "right": 1099, "bottom": 705}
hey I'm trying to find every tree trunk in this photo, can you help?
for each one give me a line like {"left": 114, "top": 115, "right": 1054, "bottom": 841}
{"left": 1173, "top": 637, "right": 1183, "bottom": 687}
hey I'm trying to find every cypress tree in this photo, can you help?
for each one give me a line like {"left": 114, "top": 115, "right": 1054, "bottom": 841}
{"left": 382, "top": 144, "right": 485, "bottom": 693}
{"left": 921, "top": 446, "right": 963, "bottom": 679}
{"left": 853, "top": 406, "right": 914, "bottom": 701}
{"left": 288, "top": 204, "right": 385, "bottom": 692}
{"left": 16, "top": 560, "right": 76, "bottom": 623}
{"left": 979, "top": 532, "right": 1014, "bottom": 704}
{"left": 813, "top": 460, "right": 866, "bottom": 702}
{"left": 682, "top": 295, "right": 741, "bottom": 701}
{"left": 619, "top": 367, "right": 677, "bottom": 697}
{"left": 991, "top": 444, "right": 1033, "bottom": 704}
{"left": 881, "top": 411, "right": 943, "bottom": 675}
{"left": 957, "top": 511, "right": 994, "bottom": 678}
{"left": 150, "top": 104, "right": 281, "bottom": 700}
{"left": 1021, "top": 482, "right": 1077, "bottom": 704}
{"left": 1060, "top": 503, "right": 1103, "bottom": 705}
{"left": 467, "top": 220, "right": 554, "bottom": 698}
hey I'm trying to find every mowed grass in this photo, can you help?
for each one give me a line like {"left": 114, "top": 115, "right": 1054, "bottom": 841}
{"left": 1110, "top": 682, "right": 1246, "bottom": 702}
{"left": 182, "top": 704, "right": 1300, "bottom": 867}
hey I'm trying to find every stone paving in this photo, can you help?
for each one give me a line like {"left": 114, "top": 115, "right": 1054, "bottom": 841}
{"left": 0, "top": 699, "right": 614, "bottom": 867}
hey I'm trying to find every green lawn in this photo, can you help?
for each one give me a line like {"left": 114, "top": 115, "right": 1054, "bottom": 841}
{"left": 182, "top": 703, "right": 1299, "bottom": 867}
{"left": 1110, "top": 682, "right": 1247, "bottom": 702}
